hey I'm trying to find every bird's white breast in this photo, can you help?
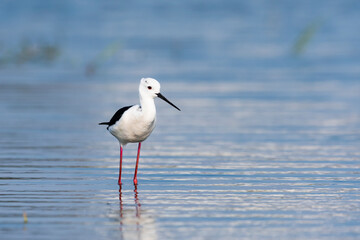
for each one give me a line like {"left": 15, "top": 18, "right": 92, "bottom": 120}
{"left": 108, "top": 105, "right": 156, "bottom": 145}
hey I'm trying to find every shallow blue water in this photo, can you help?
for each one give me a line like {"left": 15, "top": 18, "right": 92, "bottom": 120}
{"left": 1, "top": 1, "right": 360, "bottom": 240}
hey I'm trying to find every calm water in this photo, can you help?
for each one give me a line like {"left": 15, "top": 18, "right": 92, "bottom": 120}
{"left": 1, "top": 1, "right": 360, "bottom": 240}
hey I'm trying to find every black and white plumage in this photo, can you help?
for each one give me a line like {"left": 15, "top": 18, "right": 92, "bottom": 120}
{"left": 99, "top": 105, "right": 133, "bottom": 130}
{"left": 99, "top": 78, "right": 180, "bottom": 185}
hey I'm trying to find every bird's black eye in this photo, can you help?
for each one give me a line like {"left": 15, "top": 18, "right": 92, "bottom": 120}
{"left": 148, "top": 86, "right": 152, "bottom": 90}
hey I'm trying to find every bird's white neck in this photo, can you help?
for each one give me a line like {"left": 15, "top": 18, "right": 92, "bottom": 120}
{"left": 139, "top": 94, "right": 156, "bottom": 119}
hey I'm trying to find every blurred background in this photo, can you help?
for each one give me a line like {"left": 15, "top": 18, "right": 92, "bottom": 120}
{"left": 1, "top": 1, "right": 360, "bottom": 240}
{"left": 1, "top": 0, "right": 359, "bottom": 83}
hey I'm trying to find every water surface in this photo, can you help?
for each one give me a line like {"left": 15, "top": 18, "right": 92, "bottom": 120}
{"left": 1, "top": 1, "right": 360, "bottom": 239}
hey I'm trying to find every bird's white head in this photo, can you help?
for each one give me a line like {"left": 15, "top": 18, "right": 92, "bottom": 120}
{"left": 139, "top": 78, "right": 161, "bottom": 99}
{"left": 139, "top": 77, "right": 181, "bottom": 111}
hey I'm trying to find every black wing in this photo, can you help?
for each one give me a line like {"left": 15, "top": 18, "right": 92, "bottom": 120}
{"left": 99, "top": 105, "right": 133, "bottom": 129}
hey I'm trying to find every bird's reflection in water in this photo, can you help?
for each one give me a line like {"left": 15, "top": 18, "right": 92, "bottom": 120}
{"left": 118, "top": 185, "right": 157, "bottom": 240}
{"left": 134, "top": 186, "right": 141, "bottom": 219}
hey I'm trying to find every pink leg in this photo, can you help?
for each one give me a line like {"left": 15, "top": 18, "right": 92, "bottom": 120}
{"left": 133, "top": 142, "right": 141, "bottom": 185}
{"left": 118, "top": 145, "right": 123, "bottom": 185}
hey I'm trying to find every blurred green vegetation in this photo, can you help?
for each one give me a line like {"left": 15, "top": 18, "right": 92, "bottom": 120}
{"left": 0, "top": 40, "right": 60, "bottom": 66}
{"left": 0, "top": 39, "right": 124, "bottom": 77}
{"left": 292, "top": 20, "right": 322, "bottom": 55}
{"left": 85, "top": 41, "right": 122, "bottom": 76}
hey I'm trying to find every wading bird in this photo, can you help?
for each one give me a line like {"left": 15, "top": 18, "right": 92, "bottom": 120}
{"left": 99, "top": 78, "right": 180, "bottom": 185}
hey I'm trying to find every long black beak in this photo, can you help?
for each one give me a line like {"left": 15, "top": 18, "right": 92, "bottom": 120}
{"left": 156, "top": 93, "right": 181, "bottom": 111}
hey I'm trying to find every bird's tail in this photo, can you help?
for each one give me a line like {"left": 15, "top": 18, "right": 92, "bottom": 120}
{"left": 98, "top": 122, "right": 109, "bottom": 126}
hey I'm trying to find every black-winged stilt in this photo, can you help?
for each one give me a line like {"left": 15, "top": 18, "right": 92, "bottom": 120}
{"left": 99, "top": 78, "right": 180, "bottom": 185}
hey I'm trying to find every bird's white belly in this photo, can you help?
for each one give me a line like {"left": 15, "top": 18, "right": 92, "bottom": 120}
{"left": 109, "top": 115, "right": 156, "bottom": 145}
